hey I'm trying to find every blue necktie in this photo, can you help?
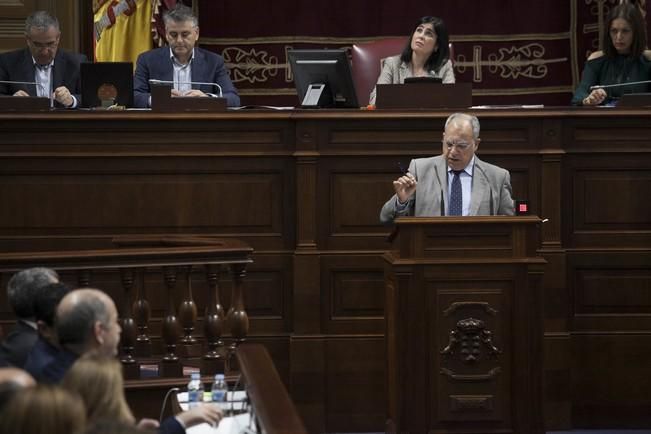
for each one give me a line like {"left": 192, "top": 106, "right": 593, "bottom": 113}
{"left": 449, "top": 170, "right": 463, "bottom": 216}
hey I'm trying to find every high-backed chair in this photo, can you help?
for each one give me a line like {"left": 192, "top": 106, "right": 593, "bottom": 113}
{"left": 351, "top": 38, "right": 455, "bottom": 106}
{"left": 351, "top": 37, "right": 405, "bottom": 106}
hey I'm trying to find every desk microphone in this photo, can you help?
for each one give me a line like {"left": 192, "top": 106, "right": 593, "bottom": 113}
{"left": 590, "top": 79, "right": 651, "bottom": 90}
{"left": 0, "top": 80, "right": 53, "bottom": 106}
{"left": 148, "top": 79, "right": 223, "bottom": 97}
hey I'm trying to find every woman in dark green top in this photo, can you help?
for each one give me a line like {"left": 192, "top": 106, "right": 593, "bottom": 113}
{"left": 572, "top": 2, "right": 651, "bottom": 106}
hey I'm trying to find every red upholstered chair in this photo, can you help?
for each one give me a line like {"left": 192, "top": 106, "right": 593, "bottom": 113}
{"left": 351, "top": 37, "right": 405, "bottom": 106}
{"left": 351, "top": 38, "right": 456, "bottom": 106}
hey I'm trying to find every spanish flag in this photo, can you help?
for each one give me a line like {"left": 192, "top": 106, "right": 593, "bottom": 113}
{"left": 93, "top": 0, "right": 154, "bottom": 65}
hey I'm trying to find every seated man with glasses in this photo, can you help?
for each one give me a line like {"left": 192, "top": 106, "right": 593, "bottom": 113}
{"left": 380, "top": 112, "right": 514, "bottom": 223}
{"left": 0, "top": 11, "right": 85, "bottom": 108}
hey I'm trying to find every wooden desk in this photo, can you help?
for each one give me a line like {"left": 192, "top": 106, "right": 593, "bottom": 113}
{"left": 0, "top": 108, "right": 650, "bottom": 432}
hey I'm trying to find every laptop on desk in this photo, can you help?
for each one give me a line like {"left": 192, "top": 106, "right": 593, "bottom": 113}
{"left": 376, "top": 82, "right": 472, "bottom": 109}
{"left": 80, "top": 62, "right": 133, "bottom": 108}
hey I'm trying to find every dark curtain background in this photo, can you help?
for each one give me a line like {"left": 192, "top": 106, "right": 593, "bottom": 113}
{"left": 195, "top": 0, "right": 650, "bottom": 106}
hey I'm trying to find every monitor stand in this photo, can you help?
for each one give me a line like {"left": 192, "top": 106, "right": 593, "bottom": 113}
{"left": 151, "top": 84, "right": 227, "bottom": 112}
{"left": 301, "top": 83, "right": 333, "bottom": 108}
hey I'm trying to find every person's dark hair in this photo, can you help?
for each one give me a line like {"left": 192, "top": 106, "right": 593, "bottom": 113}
{"left": 163, "top": 3, "right": 198, "bottom": 27}
{"left": 7, "top": 268, "right": 59, "bottom": 319}
{"left": 56, "top": 292, "right": 110, "bottom": 348}
{"left": 33, "top": 282, "right": 71, "bottom": 327}
{"left": 25, "top": 10, "right": 60, "bottom": 34}
{"left": 603, "top": 3, "right": 647, "bottom": 58}
{"left": 400, "top": 16, "right": 450, "bottom": 73}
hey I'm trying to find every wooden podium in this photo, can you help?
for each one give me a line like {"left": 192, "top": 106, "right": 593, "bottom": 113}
{"left": 383, "top": 216, "right": 545, "bottom": 434}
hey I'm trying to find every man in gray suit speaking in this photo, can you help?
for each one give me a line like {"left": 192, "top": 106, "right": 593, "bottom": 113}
{"left": 380, "top": 113, "right": 514, "bottom": 224}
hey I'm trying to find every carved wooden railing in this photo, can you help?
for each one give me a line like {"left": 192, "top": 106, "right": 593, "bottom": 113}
{"left": 0, "top": 236, "right": 253, "bottom": 379}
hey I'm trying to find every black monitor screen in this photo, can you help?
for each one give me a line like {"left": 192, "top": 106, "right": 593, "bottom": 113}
{"left": 288, "top": 49, "right": 359, "bottom": 108}
{"left": 80, "top": 62, "right": 133, "bottom": 108}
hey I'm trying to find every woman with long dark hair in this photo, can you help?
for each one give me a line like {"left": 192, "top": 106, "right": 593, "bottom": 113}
{"left": 369, "top": 16, "right": 454, "bottom": 104}
{"left": 572, "top": 2, "right": 651, "bottom": 105}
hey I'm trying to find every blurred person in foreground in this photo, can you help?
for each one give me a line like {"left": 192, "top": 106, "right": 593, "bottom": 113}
{"left": 0, "top": 267, "right": 59, "bottom": 367}
{"left": 62, "top": 355, "right": 223, "bottom": 434}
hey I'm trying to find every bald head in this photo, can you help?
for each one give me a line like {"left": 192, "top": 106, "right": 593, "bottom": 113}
{"left": 0, "top": 367, "right": 35, "bottom": 388}
{"left": 56, "top": 289, "right": 121, "bottom": 358}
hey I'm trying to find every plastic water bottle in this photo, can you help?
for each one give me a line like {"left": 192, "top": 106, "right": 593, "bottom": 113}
{"left": 187, "top": 372, "right": 203, "bottom": 408}
{"left": 211, "top": 373, "right": 228, "bottom": 404}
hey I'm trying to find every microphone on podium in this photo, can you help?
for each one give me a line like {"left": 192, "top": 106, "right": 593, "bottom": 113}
{"left": 148, "top": 78, "right": 223, "bottom": 97}
{"left": 0, "top": 80, "right": 53, "bottom": 106}
{"left": 590, "top": 79, "right": 651, "bottom": 90}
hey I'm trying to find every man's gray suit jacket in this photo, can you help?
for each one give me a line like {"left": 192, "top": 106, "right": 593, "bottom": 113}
{"left": 380, "top": 155, "right": 514, "bottom": 224}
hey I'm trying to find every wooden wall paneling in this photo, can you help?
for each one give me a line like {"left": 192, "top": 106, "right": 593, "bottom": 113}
{"left": 320, "top": 254, "right": 384, "bottom": 335}
{"left": 568, "top": 250, "right": 651, "bottom": 427}
{"left": 1, "top": 111, "right": 651, "bottom": 432}
{"left": 565, "top": 154, "right": 651, "bottom": 248}
{"left": 544, "top": 333, "right": 572, "bottom": 429}
{"left": 0, "top": 156, "right": 293, "bottom": 251}
{"left": 571, "top": 332, "right": 651, "bottom": 428}
{"left": 568, "top": 251, "right": 651, "bottom": 332}
{"left": 0, "top": 0, "right": 34, "bottom": 52}
{"left": 51, "top": 0, "right": 79, "bottom": 51}
{"left": 0, "top": 0, "right": 80, "bottom": 53}
{"left": 324, "top": 336, "right": 385, "bottom": 432}
{"left": 290, "top": 336, "right": 327, "bottom": 434}
{"left": 318, "top": 156, "right": 397, "bottom": 251}
{"left": 310, "top": 115, "right": 443, "bottom": 156}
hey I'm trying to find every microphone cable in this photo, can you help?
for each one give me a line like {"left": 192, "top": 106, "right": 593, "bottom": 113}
{"left": 159, "top": 387, "right": 180, "bottom": 423}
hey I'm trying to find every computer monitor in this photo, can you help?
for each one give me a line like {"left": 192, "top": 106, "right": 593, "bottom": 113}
{"left": 288, "top": 49, "right": 359, "bottom": 108}
{"left": 80, "top": 62, "right": 133, "bottom": 108}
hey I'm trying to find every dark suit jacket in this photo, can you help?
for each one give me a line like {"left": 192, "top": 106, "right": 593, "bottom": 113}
{"left": 380, "top": 155, "right": 514, "bottom": 223}
{"left": 0, "top": 320, "right": 38, "bottom": 367}
{"left": 0, "top": 48, "right": 85, "bottom": 107}
{"left": 134, "top": 47, "right": 240, "bottom": 108}
{"left": 23, "top": 335, "right": 60, "bottom": 382}
{"left": 40, "top": 347, "right": 78, "bottom": 384}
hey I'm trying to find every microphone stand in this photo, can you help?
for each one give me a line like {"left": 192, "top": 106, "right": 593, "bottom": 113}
{"left": 148, "top": 79, "right": 223, "bottom": 97}
{"left": 590, "top": 79, "right": 651, "bottom": 90}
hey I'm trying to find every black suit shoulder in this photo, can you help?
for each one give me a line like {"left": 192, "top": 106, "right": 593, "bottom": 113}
{"left": 56, "top": 49, "right": 87, "bottom": 64}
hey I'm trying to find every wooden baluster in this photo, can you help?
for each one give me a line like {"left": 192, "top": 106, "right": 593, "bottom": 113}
{"left": 178, "top": 265, "right": 201, "bottom": 358}
{"left": 120, "top": 268, "right": 139, "bottom": 379}
{"left": 133, "top": 268, "right": 151, "bottom": 357}
{"left": 227, "top": 263, "right": 249, "bottom": 371}
{"left": 77, "top": 269, "right": 91, "bottom": 287}
{"left": 159, "top": 267, "right": 182, "bottom": 378}
{"left": 201, "top": 264, "right": 225, "bottom": 375}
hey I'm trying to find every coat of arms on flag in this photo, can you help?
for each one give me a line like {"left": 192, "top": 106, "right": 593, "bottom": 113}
{"left": 93, "top": 0, "right": 179, "bottom": 65}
